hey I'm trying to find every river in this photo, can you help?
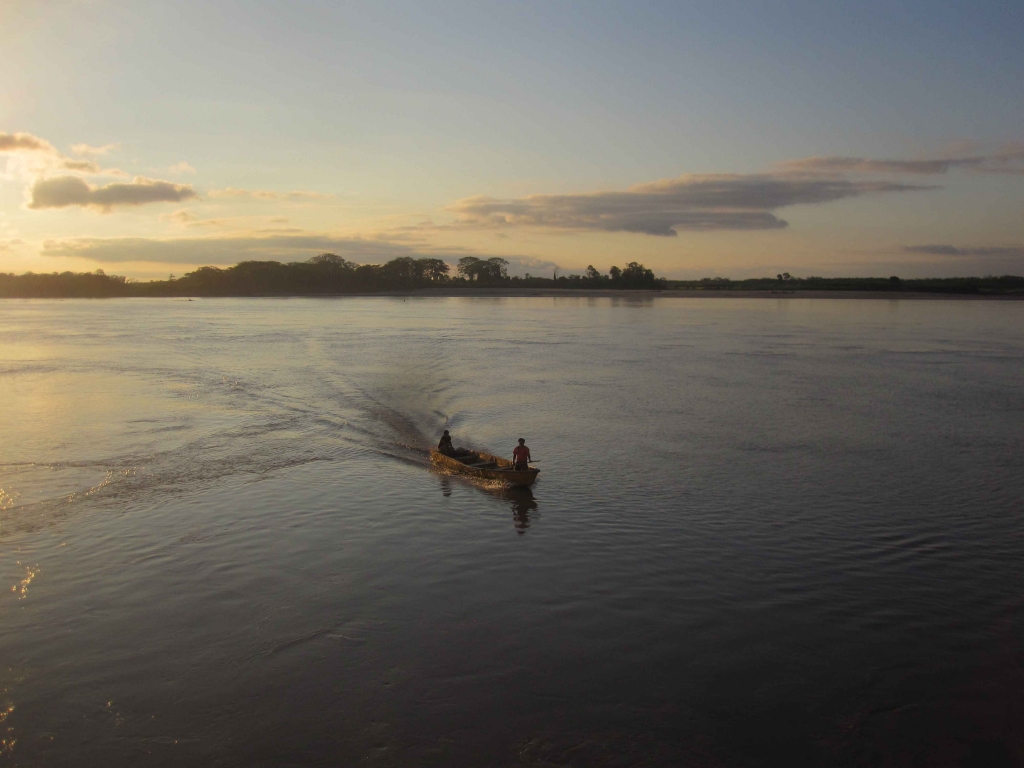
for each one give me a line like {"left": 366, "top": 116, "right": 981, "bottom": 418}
{"left": 1, "top": 296, "right": 1022, "bottom": 766}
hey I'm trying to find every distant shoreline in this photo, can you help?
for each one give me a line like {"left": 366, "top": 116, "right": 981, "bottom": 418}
{"left": 367, "top": 288, "right": 1024, "bottom": 300}
{"left": 5, "top": 261, "right": 1022, "bottom": 299}
{"left": 4, "top": 288, "right": 1022, "bottom": 301}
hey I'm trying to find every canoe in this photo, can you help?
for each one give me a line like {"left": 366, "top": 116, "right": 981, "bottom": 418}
{"left": 430, "top": 448, "right": 540, "bottom": 487}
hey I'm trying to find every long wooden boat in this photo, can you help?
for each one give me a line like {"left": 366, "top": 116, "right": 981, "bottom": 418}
{"left": 430, "top": 448, "right": 540, "bottom": 487}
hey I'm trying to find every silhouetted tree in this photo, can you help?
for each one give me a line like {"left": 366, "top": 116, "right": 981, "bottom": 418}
{"left": 418, "top": 258, "right": 450, "bottom": 281}
{"left": 458, "top": 256, "right": 483, "bottom": 281}
{"left": 458, "top": 256, "right": 508, "bottom": 283}
{"left": 309, "top": 252, "right": 356, "bottom": 271}
{"left": 619, "top": 262, "right": 658, "bottom": 288}
{"left": 483, "top": 257, "right": 509, "bottom": 282}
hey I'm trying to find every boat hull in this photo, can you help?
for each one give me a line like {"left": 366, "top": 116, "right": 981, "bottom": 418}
{"left": 430, "top": 449, "right": 540, "bottom": 487}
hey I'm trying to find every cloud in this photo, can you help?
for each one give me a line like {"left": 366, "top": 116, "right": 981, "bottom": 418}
{"left": 284, "top": 190, "right": 332, "bottom": 200}
{"left": 168, "top": 161, "right": 197, "bottom": 175}
{"left": 209, "top": 187, "right": 333, "bottom": 201}
{"left": 162, "top": 209, "right": 197, "bottom": 225}
{"left": 28, "top": 175, "right": 199, "bottom": 212}
{"left": 1, "top": 132, "right": 123, "bottom": 177}
{"left": 901, "top": 244, "right": 1024, "bottom": 258}
{"left": 448, "top": 174, "right": 932, "bottom": 236}
{"left": 42, "top": 234, "right": 449, "bottom": 264}
{"left": 60, "top": 158, "right": 102, "bottom": 173}
{"left": 779, "top": 147, "right": 1024, "bottom": 176}
{"left": 160, "top": 209, "right": 230, "bottom": 228}
{"left": 71, "top": 143, "right": 118, "bottom": 157}
{"left": 1, "top": 132, "right": 98, "bottom": 170}
{"left": 0, "top": 132, "right": 56, "bottom": 153}
{"left": 897, "top": 244, "right": 1024, "bottom": 274}
{"left": 209, "top": 187, "right": 260, "bottom": 199}
{"left": 778, "top": 156, "right": 982, "bottom": 175}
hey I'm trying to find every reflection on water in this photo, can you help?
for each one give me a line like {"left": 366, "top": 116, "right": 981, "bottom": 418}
{"left": 509, "top": 488, "right": 537, "bottom": 534}
{"left": 437, "top": 476, "right": 540, "bottom": 534}
{"left": 2, "top": 296, "right": 1023, "bottom": 766}
{"left": 481, "top": 484, "right": 539, "bottom": 535}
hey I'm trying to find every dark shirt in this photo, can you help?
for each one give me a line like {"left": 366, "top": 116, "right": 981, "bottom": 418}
{"left": 438, "top": 435, "right": 454, "bottom": 452}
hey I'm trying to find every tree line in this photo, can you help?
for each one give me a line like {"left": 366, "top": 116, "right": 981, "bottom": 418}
{"left": 0, "top": 255, "right": 663, "bottom": 297}
{"left": 3, "top": 257, "right": 1021, "bottom": 298}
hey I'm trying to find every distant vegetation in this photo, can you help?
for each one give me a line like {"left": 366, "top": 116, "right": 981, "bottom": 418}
{"left": 2, "top": 255, "right": 1022, "bottom": 298}
{"left": 665, "top": 274, "right": 1024, "bottom": 294}
{"left": 0, "top": 269, "right": 133, "bottom": 298}
{"left": 0, "top": 255, "right": 662, "bottom": 297}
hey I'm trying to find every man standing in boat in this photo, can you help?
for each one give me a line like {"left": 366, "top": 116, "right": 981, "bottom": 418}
{"left": 512, "top": 438, "right": 532, "bottom": 471}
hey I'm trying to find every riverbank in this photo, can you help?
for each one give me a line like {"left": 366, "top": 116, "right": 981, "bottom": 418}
{"left": 350, "top": 287, "right": 1024, "bottom": 300}
{"left": 5, "top": 263, "right": 1023, "bottom": 299}
{"left": 5, "top": 288, "right": 1024, "bottom": 300}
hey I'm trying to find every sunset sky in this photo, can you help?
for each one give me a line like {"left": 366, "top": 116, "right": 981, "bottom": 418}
{"left": 2, "top": 0, "right": 1022, "bottom": 279}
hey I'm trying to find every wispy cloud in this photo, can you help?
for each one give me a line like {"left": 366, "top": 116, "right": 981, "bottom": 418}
{"left": 1, "top": 132, "right": 124, "bottom": 176}
{"left": 448, "top": 174, "right": 932, "bottom": 236}
{"left": 28, "top": 176, "right": 198, "bottom": 212}
{"left": 779, "top": 157, "right": 978, "bottom": 175}
{"left": 162, "top": 209, "right": 198, "bottom": 225}
{"left": 901, "top": 244, "right": 1024, "bottom": 258}
{"left": 209, "top": 188, "right": 272, "bottom": 199}
{"left": 160, "top": 209, "right": 229, "bottom": 227}
{"left": 779, "top": 146, "right": 1024, "bottom": 176}
{"left": 41, "top": 232, "right": 549, "bottom": 275}
{"left": 43, "top": 233, "right": 453, "bottom": 264}
{"left": 284, "top": 190, "right": 332, "bottom": 200}
{"left": 71, "top": 142, "right": 119, "bottom": 157}
{"left": 209, "top": 187, "right": 333, "bottom": 201}
{"left": 168, "top": 161, "right": 197, "bottom": 175}
{"left": 60, "top": 158, "right": 102, "bottom": 173}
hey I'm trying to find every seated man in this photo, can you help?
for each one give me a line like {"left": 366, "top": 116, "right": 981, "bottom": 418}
{"left": 437, "top": 430, "right": 455, "bottom": 456}
{"left": 512, "top": 438, "right": 532, "bottom": 470}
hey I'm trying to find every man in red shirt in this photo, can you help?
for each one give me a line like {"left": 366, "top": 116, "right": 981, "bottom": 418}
{"left": 512, "top": 438, "right": 532, "bottom": 471}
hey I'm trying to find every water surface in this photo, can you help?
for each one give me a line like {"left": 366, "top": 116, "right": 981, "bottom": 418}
{"left": 2, "top": 297, "right": 1022, "bottom": 766}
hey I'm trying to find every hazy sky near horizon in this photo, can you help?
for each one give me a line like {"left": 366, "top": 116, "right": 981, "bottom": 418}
{"left": 2, "top": 0, "right": 1023, "bottom": 279}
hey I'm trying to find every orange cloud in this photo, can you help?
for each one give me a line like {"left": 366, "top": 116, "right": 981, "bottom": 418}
{"left": 0, "top": 132, "right": 57, "bottom": 153}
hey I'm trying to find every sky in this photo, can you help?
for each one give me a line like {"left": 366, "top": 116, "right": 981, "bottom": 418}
{"left": 2, "top": 0, "right": 1022, "bottom": 279}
